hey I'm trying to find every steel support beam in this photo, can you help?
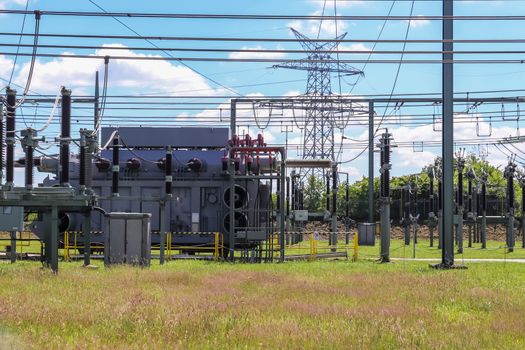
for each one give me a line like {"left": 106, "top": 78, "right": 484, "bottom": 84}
{"left": 83, "top": 211, "right": 91, "bottom": 266}
{"left": 439, "top": 0, "right": 455, "bottom": 268}
{"left": 94, "top": 71, "right": 100, "bottom": 145}
{"left": 10, "top": 231, "right": 16, "bottom": 263}
{"left": 159, "top": 203, "right": 166, "bottom": 265}
{"left": 368, "top": 101, "right": 374, "bottom": 223}
{"left": 50, "top": 206, "right": 59, "bottom": 273}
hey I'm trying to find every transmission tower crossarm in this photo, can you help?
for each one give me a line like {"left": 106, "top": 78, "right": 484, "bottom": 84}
{"left": 273, "top": 60, "right": 362, "bottom": 75}
{"left": 291, "top": 27, "right": 348, "bottom": 52}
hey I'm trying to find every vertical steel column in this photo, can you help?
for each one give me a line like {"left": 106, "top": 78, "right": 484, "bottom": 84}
{"left": 228, "top": 157, "right": 235, "bottom": 261}
{"left": 379, "top": 131, "right": 391, "bottom": 263}
{"left": 279, "top": 159, "right": 286, "bottom": 262}
{"left": 0, "top": 93, "right": 4, "bottom": 185}
{"left": 481, "top": 179, "right": 487, "bottom": 249}
{"left": 79, "top": 130, "right": 86, "bottom": 188}
{"left": 291, "top": 172, "right": 296, "bottom": 211}
{"left": 368, "top": 101, "right": 374, "bottom": 223}
{"left": 5, "top": 88, "right": 16, "bottom": 188}
{"left": 403, "top": 186, "right": 411, "bottom": 245}
{"left": 440, "top": 0, "right": 455, "bottom": 267}
{"left": 286, "top": 176, "right": 290, "bottom": 245}
{"left": 331, "top": 164, "right": 338, "bottom": 252}
{"left": 94, "top": 71, "right": 100, "bottom": 145}
{"left": 521, "top": 182, "right": 525, "bottom": 248}
{"left": 10, "top": 230, "right": 16, "bottom": 263}
{"left": 24, "top": 130, "right": 34, "bottom": 189}
{"left": 230, "top": 100, "right": 237, "bottom": 139}
{"left": 429, "top": 173, "right": 435, "bottom": 247}
{"left": 345, "top": 173, "right": 349, "bottom": 221}
{"left": 325, "top": 172, "right": 330, "bottom": 212}
{"left": 505, "top": 163, "right": 516, "bottom": 252}
{"left": 83, "top": 211, "right": 91, "bottom": 266}
{"left": 456, "top": 160, "right": 464, "bottom": 254}
{"left": 60, "top": 88, "right": 71, "bottom": 186}
{"left": 229, "top": 101, "right": 236, "bottom": 262}
{"left": 159, "top": 202, "right": 166, "bottom": 265}
{"left": 50, "top": 206, "right": 59, "bottom": 273}
{"left": 112, "top": 134, "right": 120, "bottom": 196}
{"left": 438, "top": 174, "right": 443, "bottom": 249}
{"left": 160, "top": 146, "right": 172, "bottom": 265}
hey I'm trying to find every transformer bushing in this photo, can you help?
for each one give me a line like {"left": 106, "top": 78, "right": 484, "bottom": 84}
{"left": 378, "top": 131, "right": 393, "bottom": 263}
{"left": 504, "top": 162, "right": 517, "bottom": 252}
{"left": 20, "top": 128, "right": 43, "bottom": 190}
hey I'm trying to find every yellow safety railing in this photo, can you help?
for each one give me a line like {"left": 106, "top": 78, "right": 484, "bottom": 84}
{"left": 164, "top": 232, "right": 221, "bottom": 260}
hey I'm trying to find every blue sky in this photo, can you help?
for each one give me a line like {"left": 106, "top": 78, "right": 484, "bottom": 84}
{"left": 1, "top": 0, "right": 524, "bottom": 185}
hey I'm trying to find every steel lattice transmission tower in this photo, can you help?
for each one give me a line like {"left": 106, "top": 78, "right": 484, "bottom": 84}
{"left": 274, "top": 28, "right": 363, "bottom": 173}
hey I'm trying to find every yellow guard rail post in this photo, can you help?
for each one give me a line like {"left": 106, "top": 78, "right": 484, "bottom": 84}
{"left": 214, "top": 232, "right": 220, "bottom": 261}
{"left": 353, "top": 229, "right": 359, "bottom": 262}
{"left": 63, "top": 231, "right": 70, "bottom": 261}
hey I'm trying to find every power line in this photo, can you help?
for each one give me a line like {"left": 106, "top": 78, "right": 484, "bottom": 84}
{"left": 86, "top": 0, "right": 240, "bottom": 97}
{"left": 7, "top": 0, "right": 29, "bottom": 86}
{"left": 4, "top": 32, "right": 525, "bottom": 44}
{"left": 3, "top": 51, "right": 525, "bottom": 64}
{"left": 8, "top": 42, "right": 525, "bottom": 55}
{"left": 2, "top": 10, "right": 525, "bottom": 21}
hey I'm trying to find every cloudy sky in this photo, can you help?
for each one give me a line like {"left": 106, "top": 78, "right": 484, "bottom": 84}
{"left": 1, "top": 0, "right": 524, "bottom": 184}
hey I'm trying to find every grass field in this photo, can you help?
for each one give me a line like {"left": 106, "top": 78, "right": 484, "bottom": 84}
{"left": 1, "top": 259, "right": 525, "bottom": 349}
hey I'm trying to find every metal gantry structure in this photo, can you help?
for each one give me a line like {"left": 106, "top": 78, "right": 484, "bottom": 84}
{"left": 1, "top": 1, "right": 525, "bottom": 271}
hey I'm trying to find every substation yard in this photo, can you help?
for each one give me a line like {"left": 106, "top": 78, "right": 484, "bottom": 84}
{"left": 1, "top": 259, "right": 524, "bottom": 350}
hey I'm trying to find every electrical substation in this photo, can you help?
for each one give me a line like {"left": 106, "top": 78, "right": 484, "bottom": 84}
{"left": 1, "top": 2, "right": 525, "bottom": 274}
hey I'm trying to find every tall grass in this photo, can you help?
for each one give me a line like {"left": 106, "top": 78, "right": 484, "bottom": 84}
{"left": 0, "top": 260, "right": 524, "bottom": 349}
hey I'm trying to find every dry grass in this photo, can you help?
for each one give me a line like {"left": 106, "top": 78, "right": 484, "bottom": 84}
{"left": 0, "top": 260, "right": 524, "bottom": 349}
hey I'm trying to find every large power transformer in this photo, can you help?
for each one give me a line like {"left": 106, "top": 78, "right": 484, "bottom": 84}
{"left": 29, "top": 126, "right": 274, "bottom": 253}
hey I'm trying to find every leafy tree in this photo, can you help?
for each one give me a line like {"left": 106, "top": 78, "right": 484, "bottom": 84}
{"left": 303, "top": 175, "right": 325, "bottom": 211}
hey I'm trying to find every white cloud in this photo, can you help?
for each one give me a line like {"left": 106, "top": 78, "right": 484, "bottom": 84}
{"left": 289, "top": 14, "right": 349, "bottom": 39}
{"left": 406, "top": 15, "right": 431, "bottom": 29}
{"left": 308, "top": 0, "right": 365, "bottom": 9}
{"left": 0, "top": 0, "right": 27, "bottom": 9}
{"left": 229, "top": 45, "right": 287, "bottom": 60}
{"left": 14, "top": 44, "right": 225, "bottom": 96}
{"left": 0, "top": 55, "right": 14, "bottom": 78}
{"left": 387, "top": 117, "right": 518, "bottom": 172}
